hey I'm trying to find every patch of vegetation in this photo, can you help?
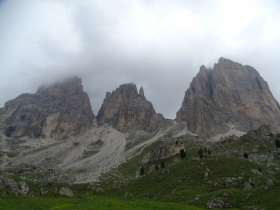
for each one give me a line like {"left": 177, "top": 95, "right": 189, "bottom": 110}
{"left": 82, "top": 150, "right": 98, "bottom": 158}
{"left": 7, "top": 151, "right": 18, "bottom": 158}
{"left": 76, "top": 168, "right": 88, "bottom": 173}
{"left": 276, "top": 139, "right": 280, "bottom": 148}
{"left": 119, "top": 140, "right": 163, "bottom": 177}
{"left": 198, "top": 148, "right": 204, "bottom": 158}
{"left": 179, "top": 149, "right": 186, "bottom": 159}
{"left": 24, "top": 141, "right": 65, "bottom": 155}
{"left": 140, "top": 166, "right": 144, "bottom": 176}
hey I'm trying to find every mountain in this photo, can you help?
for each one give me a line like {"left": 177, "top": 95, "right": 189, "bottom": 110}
{"left": 96, "top": 83, "right": 165, "bottom": 132}
{"left": 0, "top": 77, "right": 94, "bottom": 140}
{"left": 1, "top": 59, "right": 280, "bottom": 210}
{"left": 176, "top": 58, "right": 280, "bottom": 138}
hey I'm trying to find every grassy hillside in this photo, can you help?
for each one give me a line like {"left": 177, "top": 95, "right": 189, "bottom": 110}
{"left": 122, "top": 155, "right": 280, "bottom": 209}
{"left": 100, "top": 133, "right": 280, "bottom": 209}
{"left": 1, "top": 133, "right": 280, "bottom": 209}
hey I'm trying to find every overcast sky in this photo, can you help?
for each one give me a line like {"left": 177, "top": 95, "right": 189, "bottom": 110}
{"left": 1, "top": 0, "right": 280, "bottom": 119}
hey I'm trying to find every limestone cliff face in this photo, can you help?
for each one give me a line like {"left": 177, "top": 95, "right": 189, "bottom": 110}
{"left": 0, "top": 77, "right": 94, "bottom": 139}
{"left": 176, "top": 58, "right": 280, "bottom": 138}
{"left": 96, "top": 83, "right": 165, "bottom": 132}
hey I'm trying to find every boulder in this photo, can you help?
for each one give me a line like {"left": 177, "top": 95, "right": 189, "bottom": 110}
{"left": 206, "top": 198, "right": 225, "bottom": 208}
{"left": 59, "top": 187, "right": 73, "bottom": 197}
{"left": 123, "top": 192, "right": 134, "bottom": 200}
{"left": 251, "top": 169, "right": 263, "bottom": 175}
{"left": 265, "top": 176, "right": 275, "bottom": 186}
{"left": 244, "top": 182, "right": 252, "bottom": 190}
{"left": 40, "top": 188, "right": 48, "bottom": 195}
{"left": 18, "top": 181, "right": 29, "bottom": 195}
{"left": 241, "top": 125, "right": 272, "bottom": 140}
{"left": 96, "top": 187, "right": 104, "bottom": 193}
{"left": 149, "top": 164, "right": 155, "bottom": 172}
{"left": 222, "top": 190, "right": 229, "bottom": 197}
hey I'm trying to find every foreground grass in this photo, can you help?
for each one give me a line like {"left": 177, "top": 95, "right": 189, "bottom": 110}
{"left": 0, "top": 195, "right": 204, "bottom": 210}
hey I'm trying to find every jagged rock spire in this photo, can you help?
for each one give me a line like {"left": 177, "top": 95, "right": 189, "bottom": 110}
{"left": 139, "top": 86, "right": 146, "bottom": 100}
{"left": 96, "top": 83, "right": 164, "bottom": 132}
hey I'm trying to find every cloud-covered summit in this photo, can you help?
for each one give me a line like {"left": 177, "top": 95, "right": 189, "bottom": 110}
{"left": 1, "top": 0, "right": 280, "bottom": 118}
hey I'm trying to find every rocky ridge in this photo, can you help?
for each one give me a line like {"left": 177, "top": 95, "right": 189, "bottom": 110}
{"left": 96, "top": 83, "right": 165, "bottom": 132}
{"left": 176, "top": 58, "right": 280, "bottom": 138}
{"left": 0, "top": 77, "right": 94, "bottom": 140}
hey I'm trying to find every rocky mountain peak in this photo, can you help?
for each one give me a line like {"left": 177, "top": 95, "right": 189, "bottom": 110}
{"left": 117, "top": 83, "right": 138, "bottom": 101}
{"left": 218, "top": 57, "right": 226, "bottom": 63}
{"left": 96, "top": 83, "right": 164, "bottom": 132}
{"left": 36, "top": 76, "right": 83, "bottom": 96}
{"left": 0, "top": 77, "right": 94, "bottom": 140}
{"left": 139, "top": 86, "right": 146, "bottom": 100}
{"left": 176, "top": 58, "right": 280, "bottom": 138}
{"left": 198, "top": 65, "right": 208, "bottom": 75}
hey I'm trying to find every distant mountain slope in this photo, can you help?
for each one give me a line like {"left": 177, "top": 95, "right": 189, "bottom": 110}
{"left": 0, "top": 77, "right": 94, "bottom": 139}
{"left": 96, "top": 83, "right": 165, "bottom": 132}
{"left": 176, "top": 58, "right": 280, "bottom": 138}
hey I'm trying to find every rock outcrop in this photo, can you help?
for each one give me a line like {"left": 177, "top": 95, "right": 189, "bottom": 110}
{"left": 240, "top": 124, "right": 272, "bottom": 140}
{"left": 0, "top": 177, "right": 29, "bottom": 195}
{"left": 96, "top": 83, "right": 165, "bottom": 132}
{"left": 0, "top": 77, "right": 94, "bottom": 140}
{"left": 59, "top": 187, "right": 73, "bottom": 197}
{"left": 149, "top": 143, "right": 185, "bottom": 162}
{"left": 176, "top": 58, "right": 280, "bottom": 138}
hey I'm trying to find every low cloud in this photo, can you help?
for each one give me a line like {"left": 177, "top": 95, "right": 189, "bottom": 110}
{"left": 1, "top": 0, "right": 280, "bottom": 118}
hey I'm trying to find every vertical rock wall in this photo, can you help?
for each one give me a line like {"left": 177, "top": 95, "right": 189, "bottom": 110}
{"left": 176, "top": 58, "right": 280, "bottom": 138}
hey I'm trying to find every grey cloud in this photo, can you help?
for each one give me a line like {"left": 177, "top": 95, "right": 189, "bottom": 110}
{"left": 1, "top": 0, "right": 280, "bottom": 119}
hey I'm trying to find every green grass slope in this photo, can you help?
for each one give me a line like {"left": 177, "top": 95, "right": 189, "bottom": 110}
{"left": 122, "top": 155, "right": 280, "bottom": 209}
{"left": 0, "top": 195, "right": 203, "bottom": 210}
